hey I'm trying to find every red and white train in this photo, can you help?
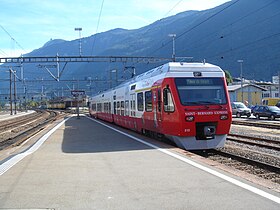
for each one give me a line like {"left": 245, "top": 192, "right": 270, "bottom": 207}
{"left": 89, "top": 62, "right": 232, "bottom": 150}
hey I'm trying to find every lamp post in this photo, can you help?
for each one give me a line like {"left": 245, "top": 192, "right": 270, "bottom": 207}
{"left": 74, "top": 27, "right": 82, "bottom": 56}
{"left": 237, "top": 60, "right": 244, "bottom": 103}
{"left": 168, "top": 34, "right": 176, "bottom": 62}
{"left": 109, "top": 69, "right": 117, "bottom": 88}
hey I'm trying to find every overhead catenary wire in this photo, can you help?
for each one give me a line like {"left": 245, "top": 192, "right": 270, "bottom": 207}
{"left": 207, "top": 32, "right": 280, "bottom": 60}
{"left": 175, "top": 0, "right": 280, "bottom": 56}
{"left": 91, "top": 0, "right": 105, "bottom": 55}
{"left": 163, "top": 0, "right": 184, "bottom": 18}
{"left": 148, "top": 0, "right": 240, "bottom": 57}
{"left": 130, "top": 0, "right": 240, "bottom": 78}
{"left": 0, "top": 24, "right": 27, "bottom": 54}
{"left": 0, "top": 49, "right": 8, "bottom": 56}
{"left": 129, "top": 0, "right": 185, "bottom": 68}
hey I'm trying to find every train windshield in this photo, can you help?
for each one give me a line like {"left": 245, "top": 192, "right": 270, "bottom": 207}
{"left": 175, "top": 78, "right": 227, "bottom": 106}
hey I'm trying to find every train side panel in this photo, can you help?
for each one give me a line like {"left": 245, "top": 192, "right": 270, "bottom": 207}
{"left": 89, "top": 62, "right": 232, "bottom": 150}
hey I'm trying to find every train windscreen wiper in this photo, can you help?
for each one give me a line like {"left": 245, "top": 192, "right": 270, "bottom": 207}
{"left": 183, "top": 101, "right": 212, "bottom": 105}
{"left": 197, "top": 101, "right": 213, "bottom": 104}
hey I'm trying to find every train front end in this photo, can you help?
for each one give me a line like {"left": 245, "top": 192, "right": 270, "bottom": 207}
{"left": 161, "top": 63, "right": 232, "bottom": 150}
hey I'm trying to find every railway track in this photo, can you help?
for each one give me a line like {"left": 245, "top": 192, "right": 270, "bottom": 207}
{"left": 227, "top": 133, "right": 280, "bottom": 151}
{"left": 196, "top": 149, "right": 280, "bottom": 184}
{"left": 188, "top": 130, "right": 280, "bottom": 185}
{"left": 0, "top": 111, "right": 46, "bottom": 132}
{"left": 0, "top": 110, "right": 63, "bottom": 150}
{"left": 232, "top": 120, "right": 280, "bottom": 129}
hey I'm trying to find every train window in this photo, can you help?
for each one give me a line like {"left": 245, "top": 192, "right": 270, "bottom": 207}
{"left": 97, "top": 103, "right": 102, "bottom": 112}
{"left": 117, "top": 101, "right": 120, "bottom": 115}
{"left": 104, "top": 102, "right": 109, "bottom": 113}
{"left": 114, "top": 102, "right": 116, "bottom": 114}
{"left": 130, "top": 84, "right": 136, "bottom": 90}
{"left": 91, "top": 103, "right": 96, "bottom": 111}
{"left": 133, "top": 100, "right": 136, "bottom": 114}
{"left": 175, "top": 78, "right": 227, "bottom": 106}
{"left": 125, "top": 100, "right": 129, "bottom": 116}
{"left": 163, "top": 88, "right": 175, "bottom": 112}
{"left": 137, "top": 92, "right": 144, "bottom": 111}
{"left": 104, "top": 103, "right": 107, "bottom": 113}
{"left": 121, "top": 101, "right": 124, "bottom": 116}
{"left": 158, "top": 89, "right": 161, "bottom": 112}
{"left": 130, "top": 101, "right": 133, "bottom": 116}
{"left": 145, "top": 91, "right": 152, "bottom": 112}
{"left": 109, "top": 102, "right": 111, "bottom": 114}
{"left": 130, "top": 94, "right": 136, "bottom": 116}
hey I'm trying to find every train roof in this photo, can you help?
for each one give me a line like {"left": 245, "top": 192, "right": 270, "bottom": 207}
{"left": 130, "top": 62, "right": 223, "bottom": 84}
{"left": 91, "top": 62, "right": 224, "bottom": 97}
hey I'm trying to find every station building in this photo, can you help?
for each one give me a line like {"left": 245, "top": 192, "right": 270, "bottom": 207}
{"left": 228, "top": 83, "right": 267, "bottom": 105}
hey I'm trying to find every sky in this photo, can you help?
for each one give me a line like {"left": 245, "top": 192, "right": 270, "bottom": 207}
{"left": 0, "top": 0, "right": 230, "bottom": 57}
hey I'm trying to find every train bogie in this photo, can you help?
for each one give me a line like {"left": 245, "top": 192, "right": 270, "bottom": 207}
{"left": 89, "top": 62, "right": 232, "bottom": 150}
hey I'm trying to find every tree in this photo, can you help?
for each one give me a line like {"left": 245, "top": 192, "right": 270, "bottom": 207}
{"left": 224, "top": 70, "right": 233, "bottom": 85}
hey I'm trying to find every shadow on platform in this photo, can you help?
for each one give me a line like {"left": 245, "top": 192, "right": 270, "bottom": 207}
{"left": 61, "top": 116, "right": 156, "bottom": 153}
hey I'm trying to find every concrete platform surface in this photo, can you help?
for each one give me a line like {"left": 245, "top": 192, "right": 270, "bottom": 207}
{"left": 0, "top": 116, "right": 279, "bottom": 210}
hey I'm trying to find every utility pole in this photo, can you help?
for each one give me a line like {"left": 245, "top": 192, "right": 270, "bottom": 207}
{"left": 109, "top": 70, "right": 113, "bottom": 88}
{"left": 168, "top": 34, "right": 176, "bottom": 62}
{"left": 237, "top": 60, "right": 244, "bottom": 103}
{"left": 24, "top": 79, "right": 27, "bottom": 112}
{"left": 9, "top": 68, "right": 13, "bottom": 115}
{"left": 13, "top": 70, "right": 17, "bottom": 114}
{"left": 109, "top": 69, "right": 118, "bottom": 87}
{"left": 74, "top": 28, "right": 82, "bottom": 56}
{"left": 278, "top": 71, "right": 280, "bottom": 98}
{"left": 20, "top": 54, "right": 24, "bottom": 80}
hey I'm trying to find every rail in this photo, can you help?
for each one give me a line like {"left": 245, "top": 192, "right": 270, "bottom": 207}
{"left": 232, "top": 120, "right": 280, "bottom": 129}
{"left": 0, "top": 110, "right": 65, "bottom": 150}
{"left": 227, "top": 134, "right": 280, "bottom": 151}
{"left": 194, "top": 149, "right": 280, "bottom": 184}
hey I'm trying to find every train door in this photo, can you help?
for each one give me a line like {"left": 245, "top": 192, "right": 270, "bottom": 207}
{"left": 155, "top": 88, "right": 162, "bottom": 128}
{"left": 130, "top": 93, "right": 136, "bottom": 129}
{"left": 130, "top": 94, "right": 136, "bottom": 116}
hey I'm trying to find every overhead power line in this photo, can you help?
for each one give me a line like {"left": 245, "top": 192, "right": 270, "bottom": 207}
{"left": 163, "top": 0, "right": 184, "bottom": 17}
{"left": 208, "top": 32, "right": 280, "bottom": 59}
{"left": 176, "top": 10, "right": 280, "bottom": 56}
{"left": 0, "top": 49, "right": 8, "bottom": 56}
{"left": 91, "top": 0, "right": 105, "bottom": 55}
{"left": 175, "top": 0, "right": 280, "bottom": 56}
{"left": 0, "top": 24, "right": 26, "bottom": 53}
{"left": 149, "top": 0, "right": 240, "bottom": 57}
{"left": 132, "top": 0, "right": 196, "bottom": 67}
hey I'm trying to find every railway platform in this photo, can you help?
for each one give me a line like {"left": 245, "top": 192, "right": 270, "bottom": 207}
{"left": 0, "top": 115, "right": 279, "bottom": 209}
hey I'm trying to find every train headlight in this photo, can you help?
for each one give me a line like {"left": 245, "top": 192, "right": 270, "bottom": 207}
{"left": 220, "top": 114, "right": 228, "bottom": 120}
{"left": 185, "top": 116, "right": 194, "bottom": 122}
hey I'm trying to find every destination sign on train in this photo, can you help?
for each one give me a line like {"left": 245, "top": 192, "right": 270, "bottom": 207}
{"left": 185, "top": 79, "right": 214, "bottom": 85}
